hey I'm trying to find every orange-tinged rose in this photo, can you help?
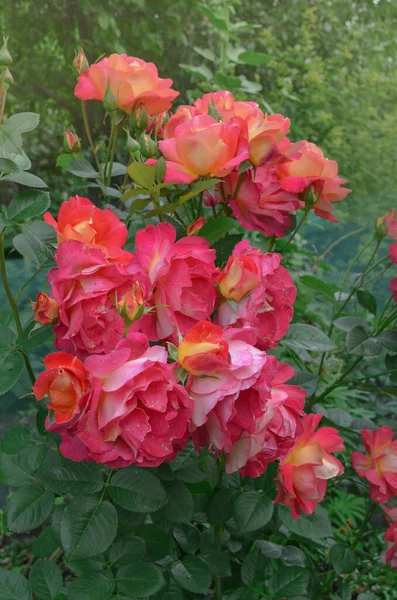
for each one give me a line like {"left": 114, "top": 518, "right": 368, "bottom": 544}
{"left": 178, "top": 321, "right": 229, "bottom": 376}
{"left": 33, "top": 352, "right": 88, "bottom": 424}
{"left": 218, "top": 255, "right": 259, "bottom": 302}
{"left": 74, "top": 53, "right": 179, "bottom": 116}
{"left": 187, "top": 217, "right": 205, "bottom": 236}
{"left": 32, "top": 292, "right": 58, "bottom": 325}
{"left": 117, "top": 282, "right": 145, "bottom": 322}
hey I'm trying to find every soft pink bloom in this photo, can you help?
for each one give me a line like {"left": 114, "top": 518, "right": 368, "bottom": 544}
{"left": 33, "top": 352, "right": 88, "bottom": 425}
{"left": 377, "top": 210, "right": 397, "bottom": 240}
{"left": 390, "top": 242, "right": 397, "bottom": 264}
{"left": 50, "top": 333, "right": 194, "bottom": 468}
{"left": 163, "top": 105, "right": 201, "bottom": 139}
{"left": 391, "top": 277, "right": 397, "bottom": 302}
{"left": 226, "top": 168, "right": 299, "bottom": 237}
{"left": 381, "top": 508, "right": 397, "bottom": 569}
{"left": 74, "top": 54, "right": 179, "bottom": 116}
{"left": 133, "top": 223, "right": 218, "bottom": 341}
{"left": 187, "top": 217, "right": 206, "bottom": 236}
{"left": 64, "top": 129, "right": 80, "bottom": 153}
{"left": 275, "top": 414, "right": 345, "bottom": 518}
{"left": 194, "top": 357, "right": 306, "bottom": 477}
{"left": 32, "top": 292, "right": 58, "bottom": 325}
{"left": 48, "top": 241, "right": 142, "bottom": 359}
{"left": 44, "top": 196, "right": 132, "bottom": 264}
{"left": 185, "top": 326, "right": 267, "bottom": 427}
{"left": 277, "top": 140, "right": 351, "bottom": 222}
{"left": 158, "top": 114, "right": 249, "bottom": 184}
{"left": 351, "top": 427, "right": 397, "bottom": 503}
{"left": 215, "top": 240, "right": 296, "bottom": 349}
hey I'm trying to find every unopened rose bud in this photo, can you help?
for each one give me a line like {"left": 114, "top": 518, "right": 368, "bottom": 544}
{"left": 139, "top": 133, "right": 157, "bottom": 158}
{"left": 3, "top": 68, "right": 13, "bottom": 90}
{"left": 131, "top": 105, "right": 149, "bottom": 131}
{"left": 117, "top": 282, "right": 145, "bottom": 323}
{"left": 103, "top": 86, "right": 119, "bottom": 113}
{"left": 126, "top": 132, "right": 141, "bottom": 156}
{"left": 73, "top": 48, "right": 89, "bottom": 75}
{"left": 187, "top": 217, "right": 205, "bottom": 236}
{"left": 32, "top": 293, "right": 59, "bottom": 325}
{"left": 0, "top": 37, "right": 12, "bottom": 68}
{"left": 64, "top": 128, "right": 81, "bottom": 154}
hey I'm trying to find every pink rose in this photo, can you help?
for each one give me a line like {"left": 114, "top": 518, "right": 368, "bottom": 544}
{"left": 53, "top": 333, "right": 193, "bottom": 468}
{"left": 74, "top": 54, "right": 179, "bottom": 116}
{"left": 133, "top": 223, "right": 218, "bottom": 341}
{"left": 194, "top": 357, "right": 306, "bottom": 477}
{"left": 226, "top": 168, "right": 299, "bottom": 237}
{"left": 48, "top": 241, "right": 141, "bottom": 359}
{"left": 158, "top": 114, "right": 249, "bottom": 184}
{"left": 215, "top": 240, "right": 296, "bottom": 349}
{"left": 377, "top": 209, "right": 397, "bottom": 240}
{"left": 381, "top": 508, "right": 397, "bottom": 569}
{"left": 277, "top": 140, "right": 351, "bottom": 222}
{"left": 32, "top": 292, "right": 58, "bottom": 325}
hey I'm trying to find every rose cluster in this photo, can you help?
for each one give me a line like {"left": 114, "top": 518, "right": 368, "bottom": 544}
{"left": 30, "top": 53, "right": 351, "bottom": 520}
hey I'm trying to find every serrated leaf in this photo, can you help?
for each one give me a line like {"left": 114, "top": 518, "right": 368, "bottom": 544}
{"left": 300, "top": 275, "right": 336, "bottom": 300}
{"left": 173, "top": 524, "right": 200, "bottom": 554}
{"left": 0, "top": 351, "right": 25, "bottom": 395}
{"left": 256, "top": 540, "right": 282, "bottom": 558}
{"left": 233, "top": 491, "right": 274, "bottom": 533}
{"left": 283, "top": 324, "right": 336, "bottom": 352}
{"left": 237, "top": 50, "right": 273, "bottom": 65}
{"left": 127, "top": 163, "right": 155, "bottom": 189}
{"left": 13, "top": 221, "right": 55, "bottom": 265}
{"left": 333, "top": 317, "right": 368, "bottom": 332}
{"left": 162, "top": 480, "right": 194, "bottom": 523}
{"left": 67, "top": 159, "right": 98, "bottom": 178}
{"left": 241, "top": 547, "right": 267, "bottom": 586}
{"left": 171, "top": 556, "right": 211, "bottom": 594}
{"left": 208, "top": 488, "right": 238, "bottom": 526}
{"left": 329, "top": 543, "right": 357, "bottom": 574}
{"left": 0, "top": 568, "right": 32, "bottom": 600}
{"left": 7, "top": 112, "right": 40, "bottom": 134}
{"left": 198, "top": 217, "right": 239, "bottom": 245}
{"left": 17, "top": 324, "right": 54, "bottom": 350}
{"left": 108, "top": 467, "right": 166, "bottom": 512}
{"left": 178, "top": 178, "right": 220, "bottom": 205}
{"left": 268, "top": 566, "right": 310, "bottom": 598}
{"left": 138, "top": 524, "right": 175, "bottom": 561}
{"left": 200, "top": 550, "right": 231, "bottom": 577}
{"left": 7, "top": 190, "right": 50, "bottom": 222}
{"left": 0, "top": 157, "right": 21, "bottom": 173}
{"left": 56, "top": 154, "right": 74, "bottom": 169}
{"left": 0, "top": 445, "right": 47, "bottom": 486}
{"left": 66, "top": 572, "right": 114, "bottom": 600}
{"left": 32, "top": 526, "right": 59, "bottom": 558}
{"left": 60, "top": 495, "right": 117, "bottom": 560}
{"left": 347, "top": 325, "right": 381, "bottom": 356}
{"left": 6, "top": 485, "right": 54, "bottom": 533}
{"left": 0, "top": 124, "right": 23, "bottom": 154}
{"left": 193, "top": 46, "right": 216, "bottom": 62}
{"left": 29, "top": 560, "right": 63, "bottom": 600}
{"left": 377, "top": 330, "right": 397, "bottom": 353}
{"left": 1, "top": 426, "right": 32, "bottom": 454}
{"left": 109, "top": 537, "right": 146, "bottom": 566}
{"left": 116, "top": 563, "right": 165, "bottom": 598}
{"left": 281, "top": 545, "right": 307, "bottom": 567}
{"left": 214, "top": 72, "right": 242, "bottom": 88}
{"left": 170, "top": 442, "right": 197, "bottom": 471}
{"left": 278, "top": 505, "right": 333, "bottom": 539}
{"left": 179, "top": 63, "right": 213, "bottom": 81}
{"left": 2, "top": 171, "right": 48, "bottom": 188}
{"left": 38, "top": 455, "right": 103, "bottom": 495}
{"left": 357, "top": 289, "right": 377, "bottom": 315}
{"left": 287, "top": 371, "right": 318, "bottom": 396}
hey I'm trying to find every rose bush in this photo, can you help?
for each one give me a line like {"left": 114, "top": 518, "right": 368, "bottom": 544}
{"left": 0, "top": 43, "right": 396, "bottom": 600}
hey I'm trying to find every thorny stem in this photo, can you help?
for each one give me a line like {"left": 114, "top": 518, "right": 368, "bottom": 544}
{"left": 0, "top": 230, "right": 35, "bottom": 384}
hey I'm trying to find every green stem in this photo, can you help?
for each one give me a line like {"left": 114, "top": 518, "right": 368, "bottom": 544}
{"left": 282, "top": 207, "right": 310, "bottom": 254}
{"left": 81, "top": 101, "right": 102, "bottom": 177}
{"left": 106, "top": 123, "right": 120, "bottom": 187}
{"left": 348, "top": 368, "right": 397, "bottom": 383}
{"left": 215, "top": 526, "right": 223, "bottom": 599}
{"left": 337, "top": 235, "right": 375, "bottom": 305}
{"left": 351, "top": 501, "right": 377, "bottom": 550}
{"left": 309, "top": 357, "right": 363, "bottom": 408}
{"left": 233, "top": 172, "right": 245, "bottom": 201}
{"left": 14, "top": 266, "right": 42, "bottom": 302}
{"left": 0, "top": 230, "right": 35, "bottom": 385}
{"left": 363, "top": 263, "right": 393, "bottom": 288}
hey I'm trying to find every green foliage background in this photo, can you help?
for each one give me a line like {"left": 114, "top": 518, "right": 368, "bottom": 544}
{"left": 0, "top": 0, "right": 396, "bottom": 221}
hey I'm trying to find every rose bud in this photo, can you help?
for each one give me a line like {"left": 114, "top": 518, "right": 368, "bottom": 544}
{"left": 178, "top": 321, "right": 230, "bottom": 376}
{"left": 218, "top": 254, "right": 259, "bottom": 302}
{"left": 117, "top": 282, "right": 145, "bottom": 323}
{"left": 187, "top": 217, "right": 205, "bottom": 236}
{"left": 64, "top": 128, "right": 81, "bottom": 154}
{"left": 73, "top": 48, "right": 89, "bottom": 75}
{"left": 139, "top": 133, "right": 157, "bottom": 158}
{"left": 126, "top": 132, "right": 141, "bottom": 157}
{"left": 3, "top": 68, "right": 14, "bottom": 90}
{"left": 33, "top": 352, "right": 88, "bottom": 424}
{"left": 32, "top": 292, "right": 59, "bottom": 325}
{"left": 0, "top": 37, "right": 12, "bottom": 67}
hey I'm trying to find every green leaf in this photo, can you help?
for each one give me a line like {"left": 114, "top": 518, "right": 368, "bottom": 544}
{"left": 29, "top": 560, "right": 63, "bottom": 600}
{"left": 0, "top": 568, "right": 32, "bottom": 600}
{"left": 109, "top": 537, "right": 146, "bottom": 566}
{"left": 281, "top": 546, "right": 307, "bottom": 567}
{"left": 127, "top": 163, "right": 155, "bottom": 189}
{"left": 256, "top": 540, "right": 282, "bottom": 559}
{"left": 357, "top": 289, "right": 377, "bottom": 315}
{"left": 283, "top": 324, "right": 337, "bottom": 352}
{"left": 198, "top": 217, "right": 239, "bottom": 245}
{"left": 178, "top": 178, "right": 220, "bottom": 205}
{"left": 300, "top": 276, "right": 336, "bottom": 300}
{"left": 237, "top": 50, "right": 272, "bottom": 65}
{"left": 56, "top": 154, "right": 74, "bottom": 169}
{"left": 0, "top": 326, "right": 15, "bottom": 349}
{"left": 0, "top": 124, "right": 23, "bottom": 154}
{"left": 233, "top": 491, "right": 274, "bottom": 533}
{"left": 7, "top": 113, "right": 40, "bottom": 134}
{"left": 287, "top": 371, "right": 318, "bottom": 396}
{"left": 38, "top": 456, "right": 103, "bottom": 495}
{"left": 6, "top": 485, "right": 54, "bottom": 533}
{"left": 171, "top": 556, "right": 211, "bottom": 594}
{"left": 0, "top": 157, "right": 21, "bottom": 173}
{"left": 333, "top": 317, "right": 368, "bottom": 332}
{"left": 346, "top": 325, "right": 381, "bottom": 356}
{"left": 67, "top": 160, "right": 98, "bottom": 179}
{"left": 17, "top": 324, "right": 54, "bottom": 350}
{"left": 60, "top": 495, "right": 118, "bottom": 560}
{"left": 377, "top": 330, "right": 397, "bottom": 353}
{"left": 268, "top": 566, "right": 310, "bottom": 598}
{"left": 162, "top": 480, "right": 193, "bottom": 523}
{"left": 208, "top": 488, "right": 238, "bottom": 526}
{"left": 200, "top": 550, "right": 231, "bottom": 577}
{"left": 138, "top": 524, "right": 175, "bottom": 561}
{"left": 0, "top": 352, "right": 25, "bottom": 395}
{"left": 179, "top": 63, "right": 213, "bottom": 81}
{"left": 278, "top": 505, "right": 333, "bottom": 539}
{"left": 241, "top": 547, "right": 267, "bottom": 585}
{"left": 126, "top": 197, "right": 152, "bottom": 215}
{"left": 329, "top": 544, "right": 357, "bottom": 574}
{"left": 66, "top": 572, "right": 114, "bottom": 600}
{"left": 193, "top": 46, "right": 216, "bottom": 62}
{"left": 116, "top": 563, "right": 165, "bottom": 598}
{"left": 213, "top": 234, "right": 244, "bottom": 267}
{"left": 214, "top": 72, "right": 242, "bottom": 89}
{"left": 386, "top": 353, "right": 397, "bottom": 382}
{"left": 108, "top": 467, "right": 167, "bottom": 512}
{"left": 145, "top": 202, "right": 177, "bottom": 217}
{"left": 13, "top": 221, "right": 55, "bottom": 265}
{"left": 108, "top": 162, "right": 126, "bottom": 177}
{"left": 173, "top": 523, "right": 200, "bottom": 554}
{"left": 32, "top": 527, "right": 59, "bottom": 558}
{"left": 0, "top": 445, "right": 47, "bottom": 486}
{"left": 1, "top": 426, "right": 32, "bottom": 454}
{"left": 2, "top": 172, "right": 48, "bottom": 188}
{"left": 7, "top": 190, "right": 50, "bottom": 223}
{"left": 66, "top": 555, "right": 104, "bottom": 576}
{"left": 170, "top": 441, "right": 197, "bottom": 471}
